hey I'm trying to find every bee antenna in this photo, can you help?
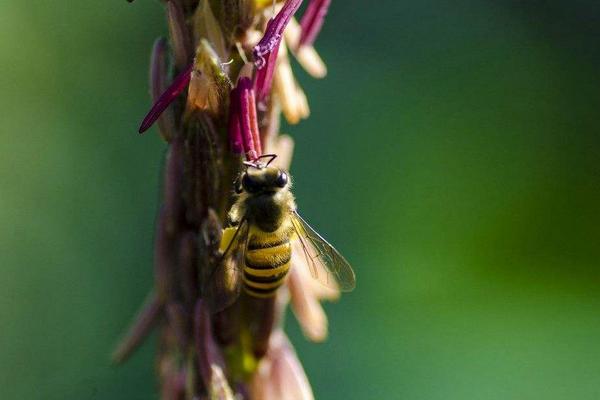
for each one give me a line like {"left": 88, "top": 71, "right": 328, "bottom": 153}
{"left": 260, "top": 154, "right": 278, "bottom": 166}
{"left": 243, "top": 154, "right": 278, "bottom": 169}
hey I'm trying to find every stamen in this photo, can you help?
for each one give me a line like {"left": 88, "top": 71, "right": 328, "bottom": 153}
{"left": 247, "top": 89, "right": 263, "bottom": 158}
{"left": 235, "top": 41, "right": 249, "bottom": 64}
{"left": 253, "top": 43, "right": 280, "bottom": 103}
{"left": 229, "top": 78, "right": 264, "bottom": 160}
{"left": 228, "top": 86, "right": 244, "bottom": 154}
{"left": 298, "top": 0, "right": 331, "bottom": 48}
{"left": 148, "top": 37, "right": 177, "bottom": 141}
{"left": 253, "top": 0, "right": 303, "bottom": 102}
{"left": 139, "top": 64, "right": 193, "bottom": 134}
{"left": 238, "top": 78, "right": 262, "bottom": 160}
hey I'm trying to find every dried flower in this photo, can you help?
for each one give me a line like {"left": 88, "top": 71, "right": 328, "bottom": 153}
{"left": 116, "top": 0, "right": 346, "bottom": 398}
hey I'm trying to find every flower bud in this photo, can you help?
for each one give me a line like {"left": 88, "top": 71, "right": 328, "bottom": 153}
{"left": 111, "top": 291, "right": 162, "bottom": 364}
{"left": 147, "top": 37, "right": 177, "bottom": 139}
{"left": 167, "top": 0, "right": 193, "bottom": 68}
{"left": 194, "top": 300, "right": 227, "bottom": 389}
{"left": 187, "top": 40, "right": 233, "bottom": 115}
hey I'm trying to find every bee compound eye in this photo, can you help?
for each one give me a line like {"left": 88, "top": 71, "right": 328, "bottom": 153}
{"left": 242, "top": 173, "right": 260, "bottom": 193}
{"left": 275, "top": 171, "right": 288, "bottom": 188}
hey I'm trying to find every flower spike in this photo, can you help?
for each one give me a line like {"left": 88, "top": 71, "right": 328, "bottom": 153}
{"left": 123, "top": 0, "right": 347, "bottom": 398}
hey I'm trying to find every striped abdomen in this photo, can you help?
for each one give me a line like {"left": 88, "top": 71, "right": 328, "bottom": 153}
{"left": 244, "top": 226, "right": 293, "bottom": 298}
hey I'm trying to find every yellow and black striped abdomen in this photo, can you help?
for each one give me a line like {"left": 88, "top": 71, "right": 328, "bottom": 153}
{"left": 244, "top": 227, "right": 292, "bottom": 298}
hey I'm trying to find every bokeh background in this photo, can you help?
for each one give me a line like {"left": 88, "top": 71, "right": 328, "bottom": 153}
{"left": 2, "top": 1, "right": 600, "bottom": 399}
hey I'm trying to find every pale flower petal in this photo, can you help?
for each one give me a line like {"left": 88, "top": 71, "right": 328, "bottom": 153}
{"left": 288, "top": 267, "right": 329, "bottom": 342}
{"left": 269, "top": 134, "right": 295, "bottom": 171}
{"left": 250, "top": 331, "right": 315, "bottom": 400}
{"left": 284, "top": 17, "right": 327, "bottom": 78}
{"left": 271, "top": 331, "right": 315, "bottom": 400}
{"left": 274, "top": 40, "right": 310, "bottom": 124}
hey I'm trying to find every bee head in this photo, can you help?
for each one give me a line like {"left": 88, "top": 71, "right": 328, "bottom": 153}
{"left": 236, "top": 166, "right": 289, "bottom": 195}
{"left": 235, "top": 154, "right": 289, "bottom": 195}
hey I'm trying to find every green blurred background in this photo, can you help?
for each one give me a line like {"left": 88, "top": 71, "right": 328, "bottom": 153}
{"left": 2, "top": 1, "right": 600, "bottom": 399}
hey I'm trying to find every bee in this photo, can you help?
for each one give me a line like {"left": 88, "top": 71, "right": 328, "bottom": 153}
{"left": 206, "top": 155, "right": 355, "bottom": 311}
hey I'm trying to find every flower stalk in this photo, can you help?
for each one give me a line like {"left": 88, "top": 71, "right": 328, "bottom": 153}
{"left": 115, "top": 1, "right": 338, "bottom": 398}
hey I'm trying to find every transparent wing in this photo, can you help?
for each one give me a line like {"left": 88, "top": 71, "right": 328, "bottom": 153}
{"left": 204, "top": 219, "right": 249, "bottom": 312}
{"left": 291, "top": 211, "right": 356, "bottom": 292}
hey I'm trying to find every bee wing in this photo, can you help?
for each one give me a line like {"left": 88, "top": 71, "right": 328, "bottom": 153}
{"left": 290, "top": 211, "right": 356, "bottom": 292}
{"left": 204, "top": 219, "right": 249, "bottom": 313}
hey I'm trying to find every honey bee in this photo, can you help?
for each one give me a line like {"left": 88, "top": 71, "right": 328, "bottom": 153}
{"left": 206, "top": 155, "right": 355, "bottom": 310}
